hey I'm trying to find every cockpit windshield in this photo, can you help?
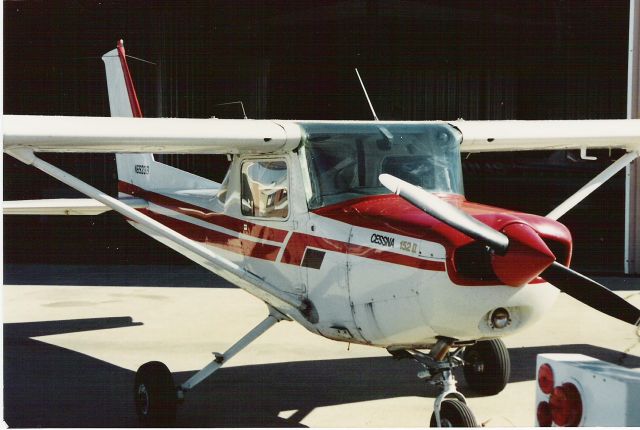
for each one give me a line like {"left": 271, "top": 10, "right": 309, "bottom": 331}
{"left": 299, "top": 122, "right": 464, "bottom": 209}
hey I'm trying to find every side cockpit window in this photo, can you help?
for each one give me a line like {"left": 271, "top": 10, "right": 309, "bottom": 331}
{"left": 240, "top": 159, "right": 289, "bottom": 218}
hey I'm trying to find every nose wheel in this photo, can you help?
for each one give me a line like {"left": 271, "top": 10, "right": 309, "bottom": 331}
{"left": 430, "top": 399, "right": 477, "bottom": 427}
{"left": 391, "top": 337, "right": 477, "bottom": 427}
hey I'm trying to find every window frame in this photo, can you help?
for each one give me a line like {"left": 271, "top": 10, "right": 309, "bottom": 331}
{"left": 239, "top": 157, "right": 291, "bottom": 221}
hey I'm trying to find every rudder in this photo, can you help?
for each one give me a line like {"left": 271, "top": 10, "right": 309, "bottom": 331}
{"left": 102, "top": 40, "right": 154, "bottom": 196}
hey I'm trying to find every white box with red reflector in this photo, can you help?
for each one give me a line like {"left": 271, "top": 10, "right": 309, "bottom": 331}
{"left": 535, "top": 353, "right": 640, "bottom": 426}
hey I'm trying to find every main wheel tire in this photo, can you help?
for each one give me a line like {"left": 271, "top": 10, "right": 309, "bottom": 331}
{"left": 463, "top": 338, "right": 510, "bottom": 395}
{"left": 430, "top": 399, "right": 478, "bottom": 427}
{"left": 134, "top": 361, "right": 177, "bottom": 426}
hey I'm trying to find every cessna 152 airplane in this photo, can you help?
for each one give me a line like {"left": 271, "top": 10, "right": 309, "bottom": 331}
{"left": 4, "top": 40, "right": 640, "bottom": 427}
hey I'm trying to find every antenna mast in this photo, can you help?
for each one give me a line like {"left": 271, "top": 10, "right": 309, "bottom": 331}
{"left": 355, "top": 68, "right": 379, "bottom": 121}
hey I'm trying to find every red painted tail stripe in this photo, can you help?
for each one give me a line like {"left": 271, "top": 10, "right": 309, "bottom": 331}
{"left": 116, "top": 39, "right": 143, "bottom": 118}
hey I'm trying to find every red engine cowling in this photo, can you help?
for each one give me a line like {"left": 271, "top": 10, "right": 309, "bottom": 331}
{"left": 491, "top": 222, "right": 556, "bottom": 287}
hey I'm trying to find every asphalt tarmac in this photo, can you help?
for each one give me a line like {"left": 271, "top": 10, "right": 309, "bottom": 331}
{"left": 3, "top": 264, "right": 640, "bottom": 427}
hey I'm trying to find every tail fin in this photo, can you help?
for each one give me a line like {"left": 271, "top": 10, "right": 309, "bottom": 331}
{"left": 102, "top": 40, "right": 154, "bottom": 195}
{"left": 102, "top": 40, "right": 220, "bottom": 196}
{"left": 102, "top": 40, "right": 143, "bottom": 118}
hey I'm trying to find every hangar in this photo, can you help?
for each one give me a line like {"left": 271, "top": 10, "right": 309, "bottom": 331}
{"left": 3, "top": 0, "right": 639, "bottom": 274}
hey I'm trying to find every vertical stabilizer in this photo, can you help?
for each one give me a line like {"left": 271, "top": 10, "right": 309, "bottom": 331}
{"left": 102, "top": 40, "right": 218, "bottom": 196}
{"left": 102, "top": 40, "right": 154, "bottom": 194}
{"left": 102, "top": 40, "right": 143, "bottom": 118}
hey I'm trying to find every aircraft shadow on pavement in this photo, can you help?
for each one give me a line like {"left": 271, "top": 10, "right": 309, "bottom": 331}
{"left": 3, "top": 264, "right": 235, "bottom": 288}
{"left": 4, "top": 317, "right": 640, "bottom": 427}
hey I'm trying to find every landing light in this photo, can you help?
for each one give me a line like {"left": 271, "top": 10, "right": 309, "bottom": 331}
{"left": 490, "top": 307, "right": 511, "bottom": 329}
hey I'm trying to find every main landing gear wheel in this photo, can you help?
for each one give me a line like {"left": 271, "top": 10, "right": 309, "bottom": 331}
{"left": 430, "top": 399, "right": 478, "bottom": 427}
{"left": 463, "top": 339, "right": 510, "bottom": 395}
{"left": 134, "top": 361, "right": 177, "bottom": 426}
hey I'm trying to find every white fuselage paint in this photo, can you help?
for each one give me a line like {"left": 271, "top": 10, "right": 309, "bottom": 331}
{"left": 121, "top": 150, "right": 560, "bottom": 350}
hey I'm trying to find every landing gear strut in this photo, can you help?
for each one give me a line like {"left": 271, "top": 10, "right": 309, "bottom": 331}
{"left": 132, "top": 307, "right": 288, "bottom": 426}
{"left": 391, "top": 337, "right": 511, "bottom": 427}
{"left": 391, "top": 337, "right": 479, "bottom": 427}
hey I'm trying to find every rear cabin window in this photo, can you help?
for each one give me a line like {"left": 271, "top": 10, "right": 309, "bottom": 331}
{"left": 240, "top": 160, "right": 289, "bottom": 218}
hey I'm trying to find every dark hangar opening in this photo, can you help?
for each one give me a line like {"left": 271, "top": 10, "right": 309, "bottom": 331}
{"left": 3, "top": 0, "right": 629, "bottom": 273}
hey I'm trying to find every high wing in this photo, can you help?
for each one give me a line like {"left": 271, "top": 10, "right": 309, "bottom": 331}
{"left": 3, "top": 115, "right": 302, "bottom": 155}
{"left": 5, "top": 115, "right": 640, "bottom": 155}
{"left": 453, "top": 119, "right": 640, "bottom": 152}
{"left": 4, "top": 115, "right": 639, "bottom": 323}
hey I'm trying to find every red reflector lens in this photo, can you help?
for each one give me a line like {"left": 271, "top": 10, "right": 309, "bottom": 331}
{"left": 537, "top": 363, "right": 554, "bottom": 394}
{"left": 536, "top": 401, "right": 553, "bottom": 427}
{"left": 550, "top": 383, "right": 582, "bottom": 427}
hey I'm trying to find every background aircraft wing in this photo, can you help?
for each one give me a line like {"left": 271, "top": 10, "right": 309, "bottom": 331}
{"left": 3, "top": 115, "right": 302, "bottom": 155}
{"left": 453, "top": 119, "right": 640, "bottom": 153}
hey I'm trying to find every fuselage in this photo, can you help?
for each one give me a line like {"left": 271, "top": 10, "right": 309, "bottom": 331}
{"left": 118, "top": 121, "right": 573, "bottom": 349}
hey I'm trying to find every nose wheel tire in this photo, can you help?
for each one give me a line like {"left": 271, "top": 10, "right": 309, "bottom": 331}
{"left": 430, "top": 399, "right": 478, "bottom": 427}
{"left": 463, "top": 338, "right": 510, "bottom": 395}
{"left": 134, "top": 361, "right": 177, "bottom": 426}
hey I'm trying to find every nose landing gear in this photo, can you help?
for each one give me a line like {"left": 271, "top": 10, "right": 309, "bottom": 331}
{"left": 390, "top": 337, "right": 510, "bottom": 427}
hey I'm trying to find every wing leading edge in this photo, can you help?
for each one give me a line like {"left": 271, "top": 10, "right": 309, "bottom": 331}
{"left": 5, "top": 115, "right": 640, "bottom": 155}
{"left": 3, "top": 115, "right": 303, "bottom": 155}
{"left": 453, "top": 119, "right": 640, "bottom": 153}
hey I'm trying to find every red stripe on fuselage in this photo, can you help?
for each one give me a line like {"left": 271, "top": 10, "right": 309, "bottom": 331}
{"left": 123, "top": 182, "right": 446, "bottom": 272}
{"left": 119, "top": 181, "right": 289, "bottom": 243}
{"left": 139, "top": 209, "right": 281, "bottom": 261}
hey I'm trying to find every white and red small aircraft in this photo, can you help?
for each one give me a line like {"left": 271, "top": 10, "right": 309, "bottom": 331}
{"left": 4, "top": 40, "right": 640, "bottom": 426}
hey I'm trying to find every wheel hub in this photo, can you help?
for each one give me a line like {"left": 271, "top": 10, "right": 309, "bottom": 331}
{"left": 440, "top": 418, "right": 454, "bottom": 427}
{"left": 473, "top": 361, "right": 485, "bottom": 373}
{"left": 137, "top": 383, "right": 150, "bottom": 416}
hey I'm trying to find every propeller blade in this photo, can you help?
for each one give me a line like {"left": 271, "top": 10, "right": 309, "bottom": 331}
{"left": 379, "top": 174, "right": 510, "bottom": 254}
{"left": 542, "top": 261, "right": 640, "bottom": 326}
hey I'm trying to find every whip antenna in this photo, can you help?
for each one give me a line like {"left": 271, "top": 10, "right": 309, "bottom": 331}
{"left": 355, "top": 68, "right": 379, "bottom": 121}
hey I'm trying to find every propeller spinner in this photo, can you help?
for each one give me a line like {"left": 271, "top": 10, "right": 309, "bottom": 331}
{"left": 380, "top": 173, "right": 640, "bottom": 327}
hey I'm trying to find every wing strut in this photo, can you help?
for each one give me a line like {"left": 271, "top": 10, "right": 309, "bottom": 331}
{"left": 5, "top": 147, "right": 312, "bottom": 320}
{"left": 546, "top": 150, "right": 639, "bottom": 220}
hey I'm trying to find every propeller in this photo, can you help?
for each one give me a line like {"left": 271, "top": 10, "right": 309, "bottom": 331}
{"left": 379, "top": 174, "right": 510, "bottom": 255}
{"left": 380, "top": 173, "right": 640, "bottom": 327}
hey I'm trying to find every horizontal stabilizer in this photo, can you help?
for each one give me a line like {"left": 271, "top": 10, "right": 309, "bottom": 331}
{"left": 2, "top": 198, "right": 146, "bottom": 215}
